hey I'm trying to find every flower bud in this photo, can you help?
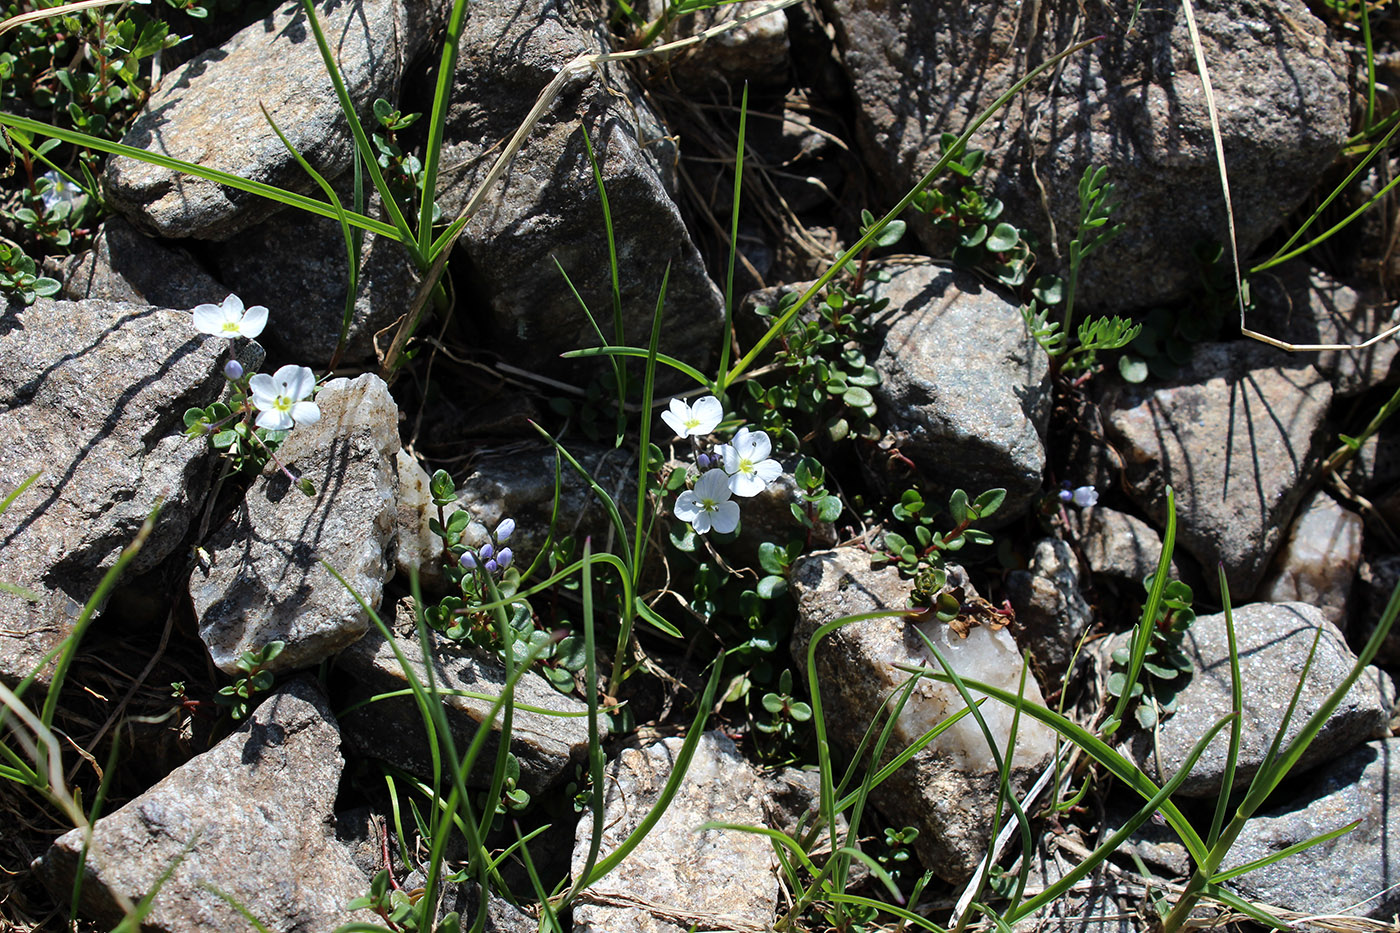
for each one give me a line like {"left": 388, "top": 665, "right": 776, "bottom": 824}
{"left": 485, "top": 559, "right": 499, "bottom": 574}
{"left": 480, "top": 543, "right": 494, "bottom": 560}
{"left": 498, "top": 547, "right": 513, "bottom": 570}
{"left": 223, "top": 360, "right": 245, "bottom": 380}
{"left": 459, "top": 551, "right": 478, "bottom": 570}
{"left": 495, "top": 518, "right": 516, "bottom": 542}
{"left": 1058, "top": 488, "right": 1073, "bottom": 503}
{"left": 1071, "top": 485, "right": 1099, "bottom": 509}
{"left": 696, "top": 452, "right": 711, "bottom": 469}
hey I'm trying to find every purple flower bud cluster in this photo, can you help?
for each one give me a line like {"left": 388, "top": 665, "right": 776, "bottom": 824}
{"left": 458, "top": 516, "right": 518, "bottom": 577}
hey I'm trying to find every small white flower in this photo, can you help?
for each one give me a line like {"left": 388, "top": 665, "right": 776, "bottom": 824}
{"left": 717, "top": 427, "right": 782, "bottom": 497}
{"left": 192, "top": 294, "right": 268, "bottom": 339}
{"left": 249, "top": 364, "right": 320, "bottom": 431}
{"left": 660, "top": 395, "right": 723, "bottom": 439}
{"left": 674, "top": 469, "right": 740, "bottom": 535}
{"left": 1071, "top": 485, "right": 1098, "bottom": 509}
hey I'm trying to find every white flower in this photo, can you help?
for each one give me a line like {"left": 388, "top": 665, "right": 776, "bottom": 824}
{"left": 192, "top": 294, "right": 268, "bottom": 339}
{"left": 717, "top": 427, "right": 782, "bottom": 497}
{"left": 660, "top": 395, "right": 723, "bottom": 439}
{"left": 1071, "top": 485, "right": 1098, "bottom": 508}
{"left": 674, "top": 469, "right": 740, "bottom": 535}
{"left": 249, "top": 364, "right": 320, "bottom": 431}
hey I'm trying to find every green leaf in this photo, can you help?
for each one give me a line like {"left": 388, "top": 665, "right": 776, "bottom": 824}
{"left": 1119, "top": 354, "right": 1149, "bottom": 383}
{"left": 948, "top": 488, "right": 969, "bottom": 525}
{"left": 986, "top": 222, "right": 1019, "bottom": 251}
{"left": 973, "top": 488, "right": 1006, "bottom": 517}
{"left": 814, "top": 495, "right": 842, "bottom": 523}
{"left": 757, "top": 575, "right": 787, "bottom": 600}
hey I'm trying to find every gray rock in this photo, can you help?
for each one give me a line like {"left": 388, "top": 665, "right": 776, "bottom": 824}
{"left": 435, "top": 0, "right": 723, "bottom": 377}
{"left": 1005, "top": 538, "right": 1092, "bottom": 688}
{"left": 211, "top": 188, "right": 423, "bottom": 368}
{"left": 335, "top": 610, "right": 599, "bottom": 794}
{"left": 191, "top": 374, "right": 400, "bottom": 674}
{"left": 105, "top": 0, "right": 421, "bottom": 239}
{"left": 0, "top": 299, "right": 228, "bottom": 685}
{"left": 1103, "top": 342, "right": 1332, "bottom": 598}
{"left": 1223, "top": 738, "right": 1400, "bottom": 919}
{"left": 1012, "top": 836, "right": 1146, "bottom": 933}
{"left": 790, "top": 548, "right": 1056, "bottom": 882}
{"left": 864, "top": 263, "right": 1051, "bottom": 521}
{"left": 1256, "top": 491, "right": 1363, "bottom": 627}
{"left": 1120, "top": 602, "right": 1394, "bottom": 798}
{"left": 34, "top": 678, "right": 370, "bottom": 932}
{"left": 570, "top": 731, "right": 777, "bottom": 932}
{"left": 823, "top": 0, "right": 1348, "bottom": 308}
{"left": 454, "top": 443, "right": 637, "bottom": 570}
{"left": 1249, "top": 262, "right": 1400, "bottom": 397}
{"left": 49, "top": 216, "right": 225, "bottom": 309}
{"left": 1073, "top": 506, "right": 1167, "bottom": 586}
{"left": 395, "top": 449, "right": 463, "bottom": 591}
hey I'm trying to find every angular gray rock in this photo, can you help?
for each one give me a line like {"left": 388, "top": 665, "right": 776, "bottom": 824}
{"left": 1103, "top": 342, "right": 1332, "bottom": 598}
{"left": 570, "top": 731, "right": 777, "bottom": 933}
{"left": 864, "top": 263, "right": 1051, "bottom": 521}
{"left": 395, "top": 449, "right": 463, "bottom": 591}
{"left": 1250, "top": 262, "right": 1400, "bottom": 397}
{"left": 822, "top": 0, "right": 1348, "bottom": 308}
{"left": 790, "top": 548, "right": 1056, "bottom": 882}
{"left": 1256, "top": 491, "right": 1363, "bottom": 627}
{"left": 105, "top": 0, "right": 423, "bottom": 239}
{"left": 1005, "top": 538, "right": 1092, "bottom": 688}
{"left": 434, "top": 0, "right": 723, "bottom": 376}
{"left": 1072, "top": 506, "right": 1167, "bottom": 586}
{"left": 634, "top": 0, "right": 790, "bottom": 90}
{"left": 49, "top": 216, "right": 225, "bottom": 309}
{"left": 35, "top": 678, "right": 370, "bottom": 932}
{"left": 1120, "top": 602, "right": 1394, "bottom": 798}
{"left": 335, "top": 612, "right": 600, "bottom": 794}
{"left": 191, "top": 374, "right": 400, "bottom": 674}
{"left": 211, "top": 189, "right": 423, "bottom": 368}
{"left": 1223, "top": 739, "right": 1400, "bottom": 920}
{"left": 0, "top": 299, "right": 228, "bottom": 685}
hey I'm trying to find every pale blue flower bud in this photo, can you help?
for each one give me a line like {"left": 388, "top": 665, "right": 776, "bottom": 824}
{"left": 496, "top": 518, "right": 515, "bottom": 541}
{"left": 224, "top": 360, "right": 244, "bottom": 380}
{"left": 459, "top": 552, "right": 477, "bottom": 570}
{"left": 1058, "top": 488, "right": 1073, "bottom": 503}
{"left": 696, "top": 453, "right": 711, "bottom": 469}
{"left": 1071, "top": 485, "right": 1099, "bottom": 508}
{"left": 498, "top": 547, "right": 513, "bottom": 569}
{"left": 485, "top": 559, "right": 499, "bottom": 574}
{"left": 480, "top": 543, "right": 494, "bottom": 560}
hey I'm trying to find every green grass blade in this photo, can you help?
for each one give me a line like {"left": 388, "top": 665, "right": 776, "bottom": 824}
{"left": 415, "top": 0, "right": 470, "bottom": 248}
{"left": 561, "top": 539, "right": 608, "bottom": 906}
{"left": 1105, "top": 486, "right": 1176, "bottom": 736}
{"left": 0, "top": 114, "right": 400, "bottom": 239}
{"left": 0, "top": 471, "right": 39, "bottom": 517}
{"left": 1198, "top": 882, "right": 1290, "bottom": 929}
{"left": 579, "top": 122, "right": 629, "bottom": 444}
{"left": 1207, "top": 565, "right": 1243, "bottom": 849}
{"left": 717, "top": 82, "right": 748, "bottom": 383}
{"left": 1210, "top": 819, "right": 1361, "bottom": 884}
{"left": 561, "top": 345, "right": 714, "bottom": 390}
{"left": 824, "top": 892, "right": 946, "bottom": 932}
{"left": 295, "top": 0, "right": 421, "bottom": 266}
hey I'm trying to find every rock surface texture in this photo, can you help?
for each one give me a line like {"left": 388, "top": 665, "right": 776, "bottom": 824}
{"left": 336, "top": 614, "right": 599, "bottom": 793}
{"left": 435, "top": 0, "right": 723, "bottom": 375}
{"left": 791, "top": 548, "right": 1055, "bottom": 881}
{"left": 1256, "top": 491, "right": 1363, "bottom": 626}
{"left": 822, "top": 0, "right": 1349, "bottom": 307}
{"left": 570, "top": 731, "right": 776, "bottom": 933}
{"left": 0, "top": 299, "right": 227, "bottom": 684}
{"left": 105, "top": 0, "right": 422, "bottom": 238}
{"left": 1224, "top": 738, "right": 1400, "bottom": 919}
{"left": 1104, "top": 341, "right": 1332, "bottom": 597}
{"left": 865, "top": 263, "right": 1050, "bottom": 520}
{"left": 35, "top": 678, "right": 369, "bottom": 932}
{"left": 1120, "top": 602, "right": 1394, "bottom": 798}
{"left": 1005, "top": 537, "right": 1092, "bottom": 687}
{"left": 191, "top": 374, "right": 400, "bottom": 674}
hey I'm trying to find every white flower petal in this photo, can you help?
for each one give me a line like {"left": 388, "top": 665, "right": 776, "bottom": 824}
{"left": 710, "top": 501, "right": 740, "bottom": 534}
{"left": 240, "top": 304, "right": 269, "bottom": 338}
{"left": 661, "top": 408, "right": 688, "bottom": 439}
{"left": 689, "top": 396, "right": 724, "bottom": 434}
{"left": 694, "top": 468, "right": 732, "bottom": 501}
{"left": 728, "top": 473, "right": 766, "bottom": 497}
{"left": 221, "top": 294, "right": 244, "bottom": 315}
{"left": 741, "top": 428, "right": 772, "bottom": 460}
{"left": 290, "top": 400, "right": 321, "bottom": 426}
{"left": 191, "top": 303, "right": 224, "bottom": 335}
{"left": 691, "top": 509, "right": 713, "bottom": 534}
{"left": 255, "top": 408, "right": 294, "bottom": 431}
{"left": 753, "top": 459, "right": 782, "bottom": 484}
{"left": 674, "top": 491, "right": 703, "bottom": 522}
{"left": 248, "top": 373, "right": 278, "bottom": 408}
{"left": 271, "top": 364, "right": 316, "bottom": 400}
